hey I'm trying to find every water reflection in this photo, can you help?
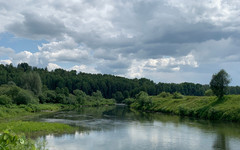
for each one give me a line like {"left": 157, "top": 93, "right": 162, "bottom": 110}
{"left": 34, "top": 106, "right": 240, "bottom": 150}
{"left": 213, "top": 133, "right": 229, "bottom": 150}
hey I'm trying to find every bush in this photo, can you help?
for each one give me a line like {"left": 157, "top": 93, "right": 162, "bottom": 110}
{"left": 67, "top": 94, "right": 78, "bottom": 105}
{"left": 0, "top": 95, "right": 12, "bottom": 105}
{"left": 76, "top": 96, "right": 86, "bottom": 105}
{"left": 44, "top": 90, "right": 57, "bottom": 103}
{"left": 123, "top": 98, "right": 135, "bottom": 106}
{"left": 158, "top": 92, "right": 171, "bottom": 98}
{"left": 172, "top": 92, "right": 183, "bottom": 99}
{"left": 205, "top": 89, "right": 214, "bottom": 96}
{"left": 0, "top": 130, "right": 46, "bottom": 150}
{"left": 135, "top": 91, "right": 152, "bottom": 110}
{"left": 56, "top": 94, "right": 67, "bottom": 104}
{"left": 14, "top": 90, "right": 38, "bottom": 105}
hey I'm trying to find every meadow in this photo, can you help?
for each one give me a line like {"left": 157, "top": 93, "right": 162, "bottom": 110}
{"left": 129, "top": 92, "right": 240, "bottom": 122}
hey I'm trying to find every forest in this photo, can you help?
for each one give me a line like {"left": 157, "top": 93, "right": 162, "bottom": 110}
{"left": 1, "top": 63, "right": 240, "bottom": 105}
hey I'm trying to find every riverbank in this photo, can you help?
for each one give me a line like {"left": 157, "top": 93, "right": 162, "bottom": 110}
{"left": 130, "top": 94, "right": 240, "bottom": 122}
{"left": 0, "top": 104, "right": 70, "bottom": 121}
{"left": 0, "top": 104, "right": 80, "bottom": 136}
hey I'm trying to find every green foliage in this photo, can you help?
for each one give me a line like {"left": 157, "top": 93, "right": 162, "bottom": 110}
{"left": 67, "top": 94, "right": 78, "bottom": 105}
{"left": 56, "top": 94, "right": 67, "bottom": 104}
{"left": 21, "top": 72, "right": 42, "bottom": 96}
{"left": 113, "top": 91, "right": 124, "bottom": 103}
{"left": 158, "top": 92, "right": 171, "bottom": 98}
{"left": 41, "top": 90, "right": 56, "bottom": 103}
{"left": 73, "top": 89, "right": 86, "bottom": 97}
{"left": 123, "top": 98, "right": 135, "bottom": 106}
{"left": 131, "top": 94, "right": 240, "bottom": 122}
{"left": 14, "top": 90, "right": 38, "bottom": 105}
{"left": 92, "top": 90, "right": 103, "bottom": 98}
{"left": 210, "top": 69, "right": 231, "bottom": 98}
{"left": 6, "top": 86, "right": 21, "bottom": 100}
{"left": 131, "top": 91, "right": 153, "bottom": 110}
{"left": 0, "top": 121, "right": 76, "bottom": 135}
{"left": 172, "top": 92, "right": 183, "bottom": 99}
{"left": 73, "top": 90, "right": 87, "bottom": 105}
{"left": 0, "top": 95, "right": 12, "bottom": 105}
{"left": 0, "top": 130, "right": 37, "bottom": 150}
{"left": 1, "top": 63, "right": 229, "bottom": 104}
{"left": 1, "top": 63, "right": 239, "bottom": 106}
{"left": 0, "top": 104, "right": 66, "bottom": 120}
{"left": 205, "top": 89, "right": 214, "bottom": 96}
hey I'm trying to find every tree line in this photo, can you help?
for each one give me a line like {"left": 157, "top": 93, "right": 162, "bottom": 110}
{"left": 0, "top": 63, "right": 240, "bottom": 103}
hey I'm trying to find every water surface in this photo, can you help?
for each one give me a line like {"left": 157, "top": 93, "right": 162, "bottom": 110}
{"left": 34, "top": 106, "right": 240, "bottom": 150}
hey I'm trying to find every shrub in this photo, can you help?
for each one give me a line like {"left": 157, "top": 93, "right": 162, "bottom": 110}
{"left": 76, "top": 96, "right": 86, "bottom": 105}
{"left": 14, "top": 90, "right": 38, "bottom": 105}
{"left": 135, "top": 91, "right": 152, "bottom": 110}
{"left": 56, "top": 94, "right": 67, "bottom": 104}
{"left": 205, "top": 89, "right": 214, "bottom": 96}
{"left": 44, "top": 90, "right": 57, "bottom": 103}
{"left": 0, "top": 130, "right": 46, "bottom": 150}
{"left": 123, "top": 98, "right": 135, "bottom": 106}
{"left": 0, "top": 95, "right": 12, "bottom": 105}
{"left": 158, "top": 92, "right": 171, "bottom": 98}
{"left": 67, "top": 94, "right": 78, "bottom": 105}
{"left": 172, "top": 92, "right": 183, "bottom": 99}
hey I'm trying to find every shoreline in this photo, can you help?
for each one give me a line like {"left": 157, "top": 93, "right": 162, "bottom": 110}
{"left": 130, "top": 95, "right": 240, "bottom": 122}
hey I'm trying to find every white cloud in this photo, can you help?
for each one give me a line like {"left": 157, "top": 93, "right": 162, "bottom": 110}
{"left": 127, "top": 53, "right": 198, "bottom": 79}
{"left": 0, "top": 0, "right": 240, "bottom": 84}
{"left": 0, "top": 59, "right": 12, "bottom": 65}
{"left": 172, "top": 66, "right": 180, "bottom": 71}
{"left": 70, "top": 65, "right": 98, "bottom": 74}
{"left": 47, "top": 63, "right": 61, "bottom": 71}
{"left": 38, "top": 36, "right": 91, "bottom": 63}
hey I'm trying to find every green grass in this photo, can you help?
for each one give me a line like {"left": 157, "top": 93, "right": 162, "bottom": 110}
{"left": 0, "top": 104, "right": 66, "bottom": 121}
{"left": 0, "top": 121, "right": 77, "bottom": 136}
{"left": 131, "top": 95, "right": 240, "bottom": 122}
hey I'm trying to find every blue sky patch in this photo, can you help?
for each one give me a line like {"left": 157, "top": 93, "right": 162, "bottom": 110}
{"left": 0, "top": 32, "right": 47, "bottom": 53}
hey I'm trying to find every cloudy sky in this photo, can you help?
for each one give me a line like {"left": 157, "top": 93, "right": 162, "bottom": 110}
{"left": 1, "top": 0, "right": 240, "bottom": 85}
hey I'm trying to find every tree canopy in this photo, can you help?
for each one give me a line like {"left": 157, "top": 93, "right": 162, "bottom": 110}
{"left": 210, "top": 69, "right": 231, "bottom": 98}
{"left": 0, "top": 63, "right": 240, "bottom": 104}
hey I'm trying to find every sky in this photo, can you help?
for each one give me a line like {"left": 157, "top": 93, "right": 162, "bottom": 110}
{"left": 0, "top": 0, "right": 240, "bottom": 85}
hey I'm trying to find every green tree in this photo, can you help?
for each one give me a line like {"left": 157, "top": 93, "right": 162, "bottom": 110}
{"left": 113, "top": 91, "right": 124, "bottom": 103}
{"left": 135, "top": 91, "right": 152, "bottom": 110}
{"left": 92, "top": 90, "right": 103, "bottom": 98}
{"left": 14, "top": 90, "right": 38, "bottom": 105}
{"left": 0, "top": 95, "right": 12, "bottom": 105}
{"left": 210, "top": 69, "right": 231, "bottom": 98}
{"left": 21, "top": 72, "right": 42, "bottom": 95}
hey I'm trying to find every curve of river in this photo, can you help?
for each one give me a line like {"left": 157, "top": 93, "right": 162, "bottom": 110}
{"left": 32, "top": 105, "right": 240, "bottom": 150}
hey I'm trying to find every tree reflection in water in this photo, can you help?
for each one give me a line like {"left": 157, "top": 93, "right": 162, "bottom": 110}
{"left": 213, "top": 133, "right": 229, "bottom": 150}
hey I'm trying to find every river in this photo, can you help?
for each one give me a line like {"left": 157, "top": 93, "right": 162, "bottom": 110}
{"left": 33, "top": 105, "right": 240, "bottom": 150}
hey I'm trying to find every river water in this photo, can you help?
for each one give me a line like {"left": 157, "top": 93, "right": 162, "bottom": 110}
{"left": 34, "top": 105, "right": 240, "bottom": 150}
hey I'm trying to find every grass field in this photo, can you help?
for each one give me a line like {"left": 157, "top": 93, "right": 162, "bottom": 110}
{"left": 0, "top": 121, "right": 77, "bottom": 136}
{"left": 131, "top": 95, "right": 240, "bottom": 122}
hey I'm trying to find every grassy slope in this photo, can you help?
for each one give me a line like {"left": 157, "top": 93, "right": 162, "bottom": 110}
{"left": 0, "top": 121, "right": 77, "bottom": 136}
{"left": 0, "top": 104, "right": 66, "bottom": 121}
{"left": 137, "top": 95, "right": 240, "bottom": 122}
{"left": 0, "top": 104, "right": 78, "bottom": 136}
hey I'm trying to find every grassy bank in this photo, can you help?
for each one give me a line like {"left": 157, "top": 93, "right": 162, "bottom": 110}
{"left": 0, "top": 121, "right": 77, "bottom": 136}
{"left": 0, "top": 101, "right": 115, "bottom": 121}
{"left": 0, "top": 104, "right": 70, "bottom": 121}
{"left": 0, "top": 104, "right": 78, "bottom": 150}
{"left": 130, "top": 93, "right": 240, "bottom": 122}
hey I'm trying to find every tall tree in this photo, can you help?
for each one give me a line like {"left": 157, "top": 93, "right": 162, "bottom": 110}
{"left": 210, "top": 69, "right": 231, "bottom": 98}
{"left": 21, "top": 72, "right": 42, "bottom": 95}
